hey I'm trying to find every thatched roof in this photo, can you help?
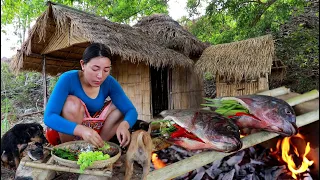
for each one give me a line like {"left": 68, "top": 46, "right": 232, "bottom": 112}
{"left": 195, "top": 35, "right": 275, "bottom": 82}
{"left": 11, "top": 1, "right": 202, "bottom": 76}
{"left": 133, "top": 14, "right": 209, "bottom": 58}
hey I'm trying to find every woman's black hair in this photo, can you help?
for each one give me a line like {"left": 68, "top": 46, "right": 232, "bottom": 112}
{"left": 82, "top": 43, "right": 112, "bottom": 64}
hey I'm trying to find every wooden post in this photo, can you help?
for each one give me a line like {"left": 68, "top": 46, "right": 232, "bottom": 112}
{"left": 43, "top": 55, "right": 48, "bottom": 109}
{"left": 168, "top": 68, "right": 173, "bottom": 110}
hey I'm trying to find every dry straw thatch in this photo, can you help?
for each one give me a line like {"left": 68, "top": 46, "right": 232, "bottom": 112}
{"left": 11, "top": 1, "right": 205, "bottom": 76}
{"left": 133, "top": 14, "right": 209, "bottom": 58}
{"left": 195, "top": 34, "right": 275, "bottom": 83}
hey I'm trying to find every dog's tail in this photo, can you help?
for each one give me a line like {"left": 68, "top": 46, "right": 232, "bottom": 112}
{"left": 137, "top": 130, "right": 152, "bottom": 149}
{"left": 137, "top": 131, "right": 145, "bottom": 148}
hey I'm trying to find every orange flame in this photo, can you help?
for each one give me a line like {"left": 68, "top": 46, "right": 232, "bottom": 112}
{"left": 152, "top": 153, "right": 166, "bottom": 169}
{"left": 280, "top": 133, "right": 314, "bottom": 179}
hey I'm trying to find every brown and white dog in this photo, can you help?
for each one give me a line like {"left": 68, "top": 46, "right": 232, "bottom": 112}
{"left": 125, "top": 126, "right": 153, "bottom": 180}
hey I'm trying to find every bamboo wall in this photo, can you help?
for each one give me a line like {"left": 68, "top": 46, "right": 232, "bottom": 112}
{"left": 216, "top": 77, "right": 269, "bottom": 97}
{"left": 111, "top": 59, "right": 152, "bottom": 121}
{"left": 170, "top": 66, "right": 204, "bottom": 109}
{"left": 112, "top": 60, "right": 205, "bottom": 120}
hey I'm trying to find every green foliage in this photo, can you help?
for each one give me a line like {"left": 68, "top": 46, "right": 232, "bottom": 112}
{"left": 1, "top": 98, "right": 12, "bottom": 137}
{"left": 1, "top": 62, "right": 43, "bottom": 109}
{"left": 204, "top": 72, "right": 214, "bottom": 81}
{"left": 1, "top": 61, "right": 59, "bottom": 123}
{"left": 48, "top": 76, "right": 58, "bottom": 94}
{"left": 185, "top": 0, "right": 306, "bottom": 44}
{"left": 77, "top": 151, "right": 110, "bottom": 172}
{"left": 97, "top": 142, "right": 111, "bottom": 152}
{"left": 201, "top": 98, "right": 249, "bottom": 116}
{"left": 272, "top": 2, "right": 319, "bottom": 93}
{"left": 52, "top": 148, "right": 79, "bottom": 161}
{"left": 150, "top": 119, "right": 176, "bottom": 136}
{"left": 182, "top": 0, "right": 318, "bottom": 93}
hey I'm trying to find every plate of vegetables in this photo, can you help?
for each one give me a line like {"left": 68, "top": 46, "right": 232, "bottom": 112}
{"left": 51, "top": 140, "right": 121, "bottom": 171}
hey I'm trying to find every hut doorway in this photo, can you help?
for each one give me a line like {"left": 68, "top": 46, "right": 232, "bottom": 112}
{"left": 150, "top": 66, "right": 169, "bottom": 117}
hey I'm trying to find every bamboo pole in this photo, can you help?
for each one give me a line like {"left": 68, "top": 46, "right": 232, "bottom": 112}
{"left": 286, "top": 89, "right": 319, "bottom": 106}
{"left": 42, "top": 55, "right": 48, "bottom": 109}
{"left": 21, "top": 161, "right": 112, "bottom": 177}
{"left": 147, "top": 109, "right": 319, "bottom": 180}
{"left": 256, "top": 86, "right": 290, "bottom": 96}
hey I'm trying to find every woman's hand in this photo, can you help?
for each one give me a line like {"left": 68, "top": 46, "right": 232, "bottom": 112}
{"left": 74, "top": 125, "right": 104, "bottom": 148}
{"left": 116, "top": 121, "right": 131, "bottom": 147}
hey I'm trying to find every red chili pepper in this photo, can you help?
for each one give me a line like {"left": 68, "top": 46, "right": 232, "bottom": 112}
{"left": 170, "top": 124, "right": 204, "bottom": 143}
{"left": 229, "top": 112, "right": 260, "bottom": 120}
{"left": 170, "top": 124, "right": 186, "bottom": 138}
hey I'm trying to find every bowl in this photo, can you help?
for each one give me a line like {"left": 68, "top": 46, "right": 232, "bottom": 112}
{"left": 51, "top": 140, "right": 121, "bottom": 169}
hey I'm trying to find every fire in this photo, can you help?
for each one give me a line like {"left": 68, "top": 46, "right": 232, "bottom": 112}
{"left": 279, "top": 133, "right": 314, "bottom": 179}
{"left": 152, "top": 153, "right": 166, "bottom": 169}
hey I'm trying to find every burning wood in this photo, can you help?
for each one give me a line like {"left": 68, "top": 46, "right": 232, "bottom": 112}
{"left": 151, "top": 153, "right": 166, "bottom": 170}
{"left": 271, "top": 133, "right": 314, "bottom": 179}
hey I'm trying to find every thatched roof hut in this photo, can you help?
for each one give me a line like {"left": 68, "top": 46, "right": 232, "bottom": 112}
{"left": 195, "top": 34, "right": 275, "bottom": 82}
{"left": 11, "top": 2, "right": 202, "bottom": 76}
{"left": 195, "top": 35, "right": 276, "bottom": 97}
{"left": 11, "top": 1, "right": 206, "bottom": 120}
{"left": 133, "top": 14, "right": 209, "bottom": 58}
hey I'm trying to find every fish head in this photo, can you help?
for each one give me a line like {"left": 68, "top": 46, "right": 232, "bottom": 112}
{"left": 199, "top": 111, "right": 242, "bottom": 152}
{"left": 234, "top": 95, "right": 297, "bottom": 136}
{"left": 161, "top": 109, "right": 242, "bottom": 152}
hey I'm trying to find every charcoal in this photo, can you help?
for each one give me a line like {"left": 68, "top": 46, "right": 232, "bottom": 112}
{"left": 238, "top": 167, "right": 248, "bottom": 177}
{"left": 234, "top": 164, "right": 240, "bottom": 176}
{"left": 252, "top": 173, "right": 260, "bottom": 180}
{"left": 170, "top": 145, "right": 190, "bottom": 156}
{"left": 248, "top": 147, "right": 256, "bottom": 157}
{"left": 191, "top": 167, "right": 206, "bottom": 180}
{"left": 249, "top": 159, "right": 265, "bottom": 165}
{"left": 241, "top": 173, "right": 253, "bottom": 180}
{"left": 240, "top": 163, "right": 256, "bottom": 174}
{"left": 226, "top": 150, "right": 245, "bottom": 166}
{"left": 174, "top": 153, "right": 183, "bottom": 161}
{"left": 262, "top": 165, "right": 286, "bottom": 180}
{"left": 219, "top": 162, "right": 233, "bottom": 172}
{"left": 150, "top": 142, "right": 311, "bottom": 180}
{"left": 217, "top": 169, "right": 235, "bottom": 180}
{"left": 257, "top": 149, "right": 267, "bottom": 160}
{"left": 301, "top": 172, "right": 313, "bottom": 180}
{"left": 201, "top": 173, "right": 214, "bottom": 180}
{"left": 212, "top": 158, "right": 222, "bottom": 168}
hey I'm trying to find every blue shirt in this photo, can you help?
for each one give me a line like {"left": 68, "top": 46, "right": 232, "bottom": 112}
{"left": 44, "top": 70, "right": 138, "bottom": 135}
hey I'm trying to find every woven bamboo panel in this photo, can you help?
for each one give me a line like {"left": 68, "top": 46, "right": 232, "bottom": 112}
{"left": 216, "top": 77, "right": 269, "bottom": 97}
{"left": 111, "top": 60, "right": 151, "bottom": 121}
{"left": 171, "top": 67, "right": 204, "bottom": 109}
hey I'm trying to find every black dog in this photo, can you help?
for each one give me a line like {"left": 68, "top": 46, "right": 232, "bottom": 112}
{"left": 1, "top": 122, "right": 46, "bottom": 168}
{"left": 130, "top": 119, "right": 150, "bottom": 132}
